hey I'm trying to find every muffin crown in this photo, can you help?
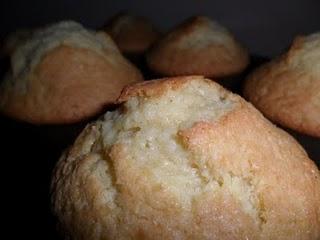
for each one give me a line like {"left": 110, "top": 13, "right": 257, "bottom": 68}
{"left": 10, "top": 21, "right": 119, "bottom": 91}
{"left": 146, "top": 16, "right": 249, "bottom": 77}
{"left": 287, "top": 33, "right": 320, "bottom": 74}
{"left": 0, "top": 20, "right": 143, "bottom": 124}
{"left": 244, "top": 32, "right": 320, "bottom": 137}
{"left": 52, "top": 77, "right": 320, "bottom": 239}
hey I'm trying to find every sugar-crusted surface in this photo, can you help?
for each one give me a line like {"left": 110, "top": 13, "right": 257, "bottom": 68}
{"left": 0, "top": 20, "right": 143, "bottom": 124}
{"left": 177, "top": 17, "right": 234, "bottom": 49}
{"left": 10, "top": 21, "right": 119, "bottom": 92}
{"left": 289, "top": 33, "right": 320, "bottom": 73}
{"left": 146, "top": 16, "right": 249, "bottom": 77}
{"left": 52, "top": 77, "right": 320, "bottom": 240}
{"left": 244, "top": 32, "right": 320, "bottom": 137}
{"left": 101, "top": 80, "right": 248, "bottom": 213}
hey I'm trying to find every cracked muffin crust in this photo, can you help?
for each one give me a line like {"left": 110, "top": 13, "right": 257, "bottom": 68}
{"left": 146, "top": 16, "right": 249, "bottom": 78}
{"left": 244, "top": 33, "right": 320, "bottom": 137}
{"left": 0, "top": 21, "right": 143, "bottom": 124}
{"left": 52, "top": 76, "right": 320, "bottom": 240}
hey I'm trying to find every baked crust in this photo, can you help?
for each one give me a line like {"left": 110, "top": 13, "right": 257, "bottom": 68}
{"left": 104, "top": 13, "right": 160, "bottom": 54}
{"left": 244, "top": 34, "right": 320, "bottom": 137}
{"left": 52, "top": 76, "right": 320, "bottom": 240}
{"left": 146, "top": 16, "right": 249, "bottom": 78}
{"left": 0, "top": 22, "right": 143, "bottom": 124}
{"left": 117, "top": 75, "right": 223, "bottom": 101}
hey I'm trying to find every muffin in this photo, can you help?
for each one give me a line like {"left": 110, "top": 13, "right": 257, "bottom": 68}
{"left": 0, "top": 21, "right": 143, "bottom": 124}
{"left": 52, "top": 76, "right": 320, "bottom": 240}
{"left": 146, "top": 16, "right": 249, "bottom": 78}
{"left": 104, "top": 13, "right": 160, "bottom": 55}
{"left": 244, "top": 33, "right": 320, "bottom": 137}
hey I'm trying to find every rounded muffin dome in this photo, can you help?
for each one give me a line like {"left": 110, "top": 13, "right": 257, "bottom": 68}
{"left": 52, "top": 76, "right": 320, "bottom": 240}
{"left": 244, "top": 33, "right": 320, "bottom": 137}
{"left": 104, "top": 13, "right": 160, "bottom": 55}
{"left": 0, "top": 21, "right": 143, "bottom": 124}
{"left": 146, "top": 16, "right": 249, "bottom": 78}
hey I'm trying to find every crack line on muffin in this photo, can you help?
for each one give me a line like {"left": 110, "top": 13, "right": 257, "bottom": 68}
{"left": 179, "top": 131, "right": 267, "bottom": 230}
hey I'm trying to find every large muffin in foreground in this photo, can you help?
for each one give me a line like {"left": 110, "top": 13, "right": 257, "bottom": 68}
{"left": 0, "top": 21, "right": 143, "bottom": 124}
{"left": 104, "top": 13, "right": 160, "bottom": 55}
{"left": 52, "top": 76, "right": 320, "bottom": 240}
{"left": 244, "top": 33, "right": 320, "bottom": 137}
{"left": 146, "top": 16, "right": 249, "bottom": 78}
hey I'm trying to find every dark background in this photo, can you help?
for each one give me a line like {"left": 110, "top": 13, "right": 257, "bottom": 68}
{"left": 0, "top": 1, "right": 319, "bottom": 239}
{"left": 1, "top": 0, "right": 320, "bottom": 56}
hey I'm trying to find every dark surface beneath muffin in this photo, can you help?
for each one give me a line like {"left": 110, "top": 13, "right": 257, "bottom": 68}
{"left": 0, "top": 55, "right": 319, "bottom": 239}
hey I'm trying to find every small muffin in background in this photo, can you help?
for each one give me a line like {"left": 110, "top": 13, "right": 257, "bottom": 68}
{"left": 147, "top": 16, "right": 249, "bottom": 78}
{"left": 52, "top": 76, "right": 320, "bottom": 240}
{"left": 244, "top": 33, "right": 320, "bottom": 137}
{"left": 103, "top": 13, "right": 161, "bottom": 55}
{"left": 1, "top": 29, "right": 35, "bottom": 57}
{"left": 0, "top": 21, "right": 143, "bottom": 124}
